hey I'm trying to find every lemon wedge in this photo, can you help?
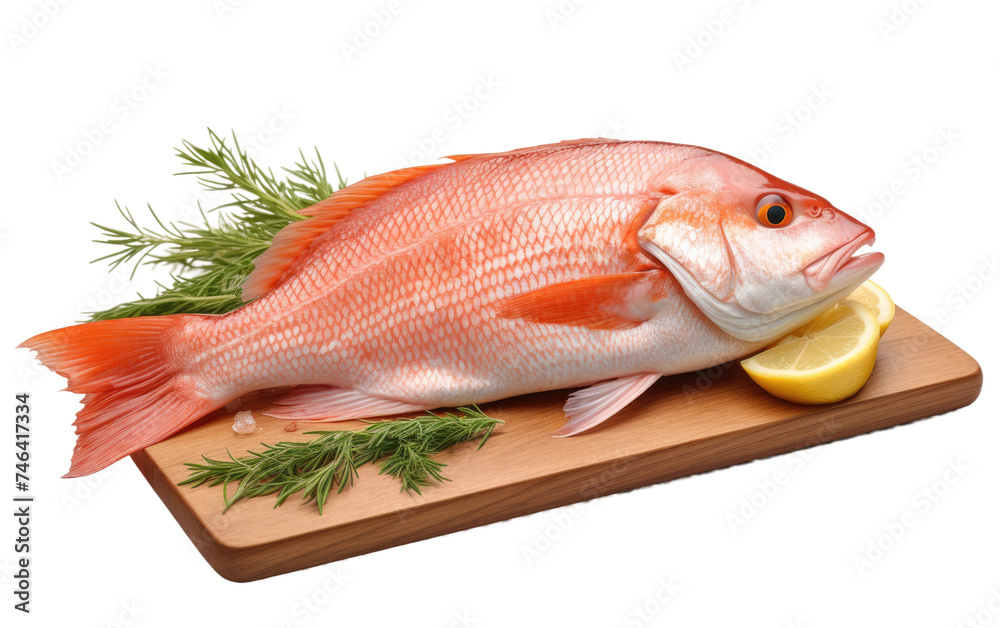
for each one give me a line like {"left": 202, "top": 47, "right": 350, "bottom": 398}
{"left": 845, "top": 279, "right": 895, "bottom": 336}
{"left": 741, "top": 299, "right": 880, "bottom": 404}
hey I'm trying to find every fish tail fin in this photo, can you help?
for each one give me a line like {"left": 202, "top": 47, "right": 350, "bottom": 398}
{"left": 19, "top": 315, "right": 218, "bottom": 477}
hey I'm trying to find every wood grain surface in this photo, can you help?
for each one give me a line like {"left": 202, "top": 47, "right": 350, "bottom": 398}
{"left": 132, "top": 307, "right": 982, "bottom": 581}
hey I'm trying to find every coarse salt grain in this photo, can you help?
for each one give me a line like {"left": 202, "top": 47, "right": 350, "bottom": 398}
{"left": 232, "top": 410, "right": 256, "bottom": 435}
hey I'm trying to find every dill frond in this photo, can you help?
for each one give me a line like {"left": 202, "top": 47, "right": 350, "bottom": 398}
{"left": 87, "top": 129, "right": 346, "bottom": 321}
{"left": 179, "top": 407, "right": 503, "bottom": 514}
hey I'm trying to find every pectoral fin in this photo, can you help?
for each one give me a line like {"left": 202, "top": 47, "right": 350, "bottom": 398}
{"left": 553, "top": 373, "right": 660, "bottom": 437}
{"left": 495, "top": 271, "right": 667, "bottom": 331}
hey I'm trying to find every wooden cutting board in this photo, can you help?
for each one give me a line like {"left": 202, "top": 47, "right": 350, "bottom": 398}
{"left": 132, "top": 308, "right": 982, "bottom": 582}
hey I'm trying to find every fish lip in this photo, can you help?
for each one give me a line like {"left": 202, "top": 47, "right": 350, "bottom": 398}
{"left": 803, "top": 230, "right": 879, "bottom": 292}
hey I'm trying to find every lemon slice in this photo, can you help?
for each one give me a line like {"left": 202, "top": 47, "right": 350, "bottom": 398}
{"left": 845, "top": 279, "right": 895, "bottom": 336}
{"left": 741, "top": 299, "right": 880, "bottom": 404}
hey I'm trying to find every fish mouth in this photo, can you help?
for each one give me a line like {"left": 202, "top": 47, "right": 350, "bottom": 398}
{"left": 803, "top": 230, "right": 883, "bottom": 292}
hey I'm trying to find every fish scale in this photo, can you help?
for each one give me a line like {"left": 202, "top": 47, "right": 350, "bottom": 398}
{"left": 217, "top": 196, "right": 650, "bottom": 403}
{"left": 207, "top": 146, "right": 676, "bottom": 396}
{"left": 21, "top": 139, "right": 883, "bottom": 476}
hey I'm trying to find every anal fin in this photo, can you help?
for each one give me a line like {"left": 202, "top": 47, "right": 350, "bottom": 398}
{"left": 262, "top": 385, "right": 426, "bottom": 422}
{"left": 553, "top": 373, "right": 660, "bottom": 437}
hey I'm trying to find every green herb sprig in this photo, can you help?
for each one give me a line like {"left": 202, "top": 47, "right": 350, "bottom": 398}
{"left": 88, "top": 129, "right": 347, "bottom": 321}
{"left": 180, "top": 407, "right": 502, "bottom": 514}
{"left": 95, "top": 131, "right": 502, "bottom": 508}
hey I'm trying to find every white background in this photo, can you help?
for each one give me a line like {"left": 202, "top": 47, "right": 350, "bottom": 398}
{"left": 2, "top": 1, "right": 998, "bottom": 626}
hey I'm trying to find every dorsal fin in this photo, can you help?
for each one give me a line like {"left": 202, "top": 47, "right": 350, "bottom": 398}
{"left": 241, "top": 163, "right": 449, "bottom": 301}
{"left": 242, "top": 138, "right": 622, "bottom": 301}
{"left": 444, "top": 138, "right": 612, "bottom": 163}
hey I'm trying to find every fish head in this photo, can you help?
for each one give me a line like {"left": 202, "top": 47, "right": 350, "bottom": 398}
{"left": 638, "top": 150, "right": 884, "bottom": 342}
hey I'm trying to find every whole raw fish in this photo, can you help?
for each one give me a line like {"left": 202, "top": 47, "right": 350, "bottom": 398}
{"left": 21, "top": 139, "right": 883, "bottom": 477}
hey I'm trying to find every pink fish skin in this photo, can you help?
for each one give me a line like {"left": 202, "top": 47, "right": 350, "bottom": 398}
{"left": 20, "top": 139, "right": 883, "bottom": 477}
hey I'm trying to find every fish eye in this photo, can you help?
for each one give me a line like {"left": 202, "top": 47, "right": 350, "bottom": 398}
{"left": 756, "top": 194, "right": 793, "bottom": 228}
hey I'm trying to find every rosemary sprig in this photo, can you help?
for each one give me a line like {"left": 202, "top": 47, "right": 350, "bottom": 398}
{"left": 179, "top": 407, "right": 503, "bottom": 514}
{"left": 88, "top": 129, "right": 346, "bottom": 321}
